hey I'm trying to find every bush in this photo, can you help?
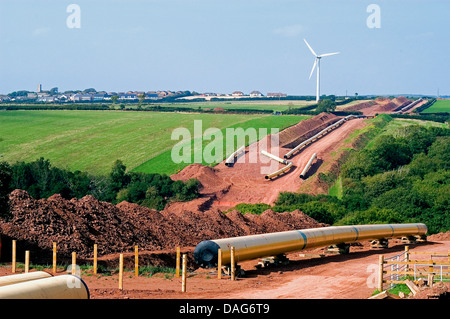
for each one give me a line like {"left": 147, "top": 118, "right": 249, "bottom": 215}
{"left": 231, "top": 203, "right": 272, "bottom": 215}
{"left": 0, "top": 161, "right": 12, "bottom": 219}
{"left": 6, "top": 158, "right": 200, "bottom": 210}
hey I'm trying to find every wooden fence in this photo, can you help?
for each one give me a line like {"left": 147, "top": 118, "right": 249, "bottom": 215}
{"left": 6, "top": 240, "right": 239, "bottom": 293}
{"left": 378, "top": 246, "right": 450, "bottom": 291}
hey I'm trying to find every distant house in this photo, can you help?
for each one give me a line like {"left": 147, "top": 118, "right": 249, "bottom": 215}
{"left": 157, "top": 91, "right": 173, "bottom": 98}
{"left": 0, "top": 95, "right": 10, "bottom": 102}
{"left": 37, "top": 96, "right": 56, "bottom": 103}
{"left": 250, "top": 91, "right": 263, "bottom": 97}
{"left": 81, "top": 94, "right": 93, "bottom": 101}
{"left": 57, "top": 94, "right": 69, "bottom": 101}
{"left": 118, "top": 93, "right": 138, "bottom": 100}
{"left": 267, "top": 92, "right": 287, "bottom": 98}
{"left": 93, "top": 94, "right": 106, "bottom": 101}
{"left": 71, "top": 94, "right": 93, "bottom": 102}
{"left": 232, "top": 91, "right": 244, "bottom": 97}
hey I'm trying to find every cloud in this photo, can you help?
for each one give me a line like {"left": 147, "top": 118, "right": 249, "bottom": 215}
{"left": 32, "top": 27, "right": 51, "bottom": 37}
{"left": 273, "top": 24, "right": 304, "bottom": 37}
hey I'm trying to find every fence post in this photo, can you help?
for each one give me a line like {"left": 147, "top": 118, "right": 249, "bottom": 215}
{"left": 93, "top": 244, "right": 98, "bottom": 274}
{"left": 378, "top": 255, "right": 384, "bottom": 292}
{"left": 52, "top": 242, "right": 57, "bottom": 274}
{"left": 428, "top": 259, "right": 433, "bottom": 276}
{"left": 428, "top": 274, "right": 434, "bottom": 288}
{"left": 72, "top": 252, "right": 76, "bottom": 275}
{"left": 181, "top": 254, "right": 187, "bottom": 292}
{"left": 231, "top": 246, "right": 236, "bottom": 281}
{"left": 119, "top": 253, "right": 123, "bottom": 290}
{"left": 25, "top": 250, "right": 30, "bottom": 273}
{"left": 176, "top": 247, "right": 180, "bottom": 278}
{"left": 404, "top": 246, "right": 409, "bottom": 272}
{"left": 135, "top": 245, "right": 139, "bottom": 277}
{"left": 217, "top": 248, "right": 222, "bottom": 280}
{"left": 11, "top": 240, "right": 16, "bottom": 273}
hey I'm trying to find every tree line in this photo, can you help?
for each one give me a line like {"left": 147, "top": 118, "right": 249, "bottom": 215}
{"left": 0, "top": 158, "right": 200, "bottom": 218}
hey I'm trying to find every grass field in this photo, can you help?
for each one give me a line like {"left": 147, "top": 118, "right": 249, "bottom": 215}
{"left": 0, "top": 110, "right": 308, "bottom": 175}
{"left": 151, "top": 99, "right": 317, "bottom": 112}
{"left": 422, "top": 99, "right": 450, "bottom": 113}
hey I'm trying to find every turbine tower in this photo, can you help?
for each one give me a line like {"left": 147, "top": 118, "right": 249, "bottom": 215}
{"left": 304, "top": 39, "right": 339, "bottom": 102}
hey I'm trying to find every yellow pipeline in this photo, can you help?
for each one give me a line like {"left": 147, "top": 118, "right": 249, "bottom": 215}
{"left": 0, "top": 271, "right": 52, "bottom": 287}
{"left": 193, "top": 223, "right": 427, "bottom": 268}
{"left": 265, "top": 161, "right": 293, "bottom": 180}
{"left": 0, "top": 275, "right": 89, "bottom": 299}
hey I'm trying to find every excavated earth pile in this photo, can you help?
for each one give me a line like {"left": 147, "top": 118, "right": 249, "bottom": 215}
{"left": 278, "top": 112, "right": 340, "bottom": 148}
{"left": 344, "top": 100, "right": 376, "bottom": 112}
{"left": 0, "top": 190, "right": 326, "bottom": 264}
{"left": 368, "top": 96, "right": 412, "bottom": 115}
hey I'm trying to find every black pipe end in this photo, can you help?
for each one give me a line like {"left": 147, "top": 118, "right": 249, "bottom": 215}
{"left": 193, "top": 240, "right": 221, "bottom": 269}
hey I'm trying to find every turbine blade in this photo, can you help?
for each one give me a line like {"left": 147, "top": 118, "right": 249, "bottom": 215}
{"left": 319, "top": 52, "right": 340, "bottom": 57}
{"left": 309, "top": 59, "right": 317, "bottom": 80}
{"left": 304, "top": 39, "right": 317, "bottom": 56}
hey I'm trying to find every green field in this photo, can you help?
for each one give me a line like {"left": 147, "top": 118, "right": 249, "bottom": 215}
{"left": 422, "top": 99, "right": 450, "bottom": 113}
{"left": 0, "top": 110, "right": 308, "bottom": 175}
{"left": 152, "top": 99, "right": 317, "bottom": 112}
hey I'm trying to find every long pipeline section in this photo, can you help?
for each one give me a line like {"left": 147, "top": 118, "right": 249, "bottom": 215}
{"left": 284, "top": 115, "right": 356, "bottom": 159}
{"left": 193, "top": 223, "right": 427, "bottom": 268}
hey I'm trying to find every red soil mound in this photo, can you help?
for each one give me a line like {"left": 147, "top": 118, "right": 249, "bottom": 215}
{"left": 392, "top": 96, "right": 410, "bottom": 107}
{"left": 0, "top": 190, "right": 326, "bottom": 261}
{"left": 278, "top": 112, "right": 340, "bottom": 148}
{"left": 369, "top": 97, "right": 412, "bottom": 114}
{"left": 427, "top": 231, "right": 450, "bottom": 241}
{"left": 171, "top": 164, "right": 230, "bottom": 196}
{"left": 344, "top": 100, "right": 376, "bottom": 111}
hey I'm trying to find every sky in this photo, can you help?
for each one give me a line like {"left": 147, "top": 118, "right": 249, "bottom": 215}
{"left": 0, "top": 0, "right": 449, "bottom": 96}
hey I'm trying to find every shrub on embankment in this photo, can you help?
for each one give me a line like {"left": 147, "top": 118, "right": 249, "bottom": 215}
{"left": 0, "top": 158, "right": 200, "bottom": 215}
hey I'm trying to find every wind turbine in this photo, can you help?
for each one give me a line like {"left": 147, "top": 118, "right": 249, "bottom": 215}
{"left": 304, "top": 39, "right": 340, "bottom": 102}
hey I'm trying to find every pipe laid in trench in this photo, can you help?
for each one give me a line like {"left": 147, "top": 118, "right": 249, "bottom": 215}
{"left": 284, "top": 115, "right": 356, "bottom": 159}
{"left": 261, "top": 150, "right": 292, "bottom": 179}
{"left": 261, "top": 150, "right": 288, "bottom": 165}
{"left": 265, "top": 161, "right": 293, "bottom": 180}
{"left": 0, "top": 275, "right": 90, "bottom": 299}
{"left": 193, "top": 223, "right": 428, "bottom": 268}
{"left": 299, "top": 153, "right": 317, "bottom": 179}
{"left": 225, "top": 145, "right": 245, "bottom": 166}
